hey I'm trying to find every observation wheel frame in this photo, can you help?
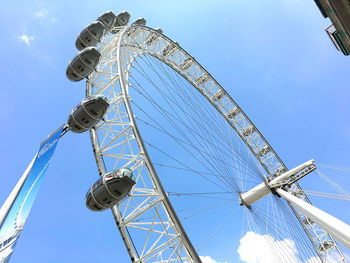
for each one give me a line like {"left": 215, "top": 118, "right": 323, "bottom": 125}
{"left": 86, "top": 24, "right": 345, "bottom": 262}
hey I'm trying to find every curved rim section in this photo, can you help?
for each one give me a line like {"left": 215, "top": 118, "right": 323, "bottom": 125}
{"left": 115, "top": 24, "right": 201, "bottom": 262}
{"left": 119, "top": 25, "right": 346, "bottom": 262}
{"left": 125, "top": 27, "right": 284, "bottom": 179}
{"left": 87, "top": 24, "right": 346, "bottom": 262}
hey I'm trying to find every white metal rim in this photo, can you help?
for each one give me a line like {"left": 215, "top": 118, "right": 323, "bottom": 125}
{"left": 86, "top": 25, "right": 346, "bottom": 262}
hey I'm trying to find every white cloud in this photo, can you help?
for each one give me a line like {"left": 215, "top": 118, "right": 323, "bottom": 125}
{"left": 18, "top": 34, "right": 35, "bottom": 45}
{"left": 34, "top": 8, "right": 58, "bottom": 23}
{"left": 322, "top": 251, "right": 349, "bottom": 263}
{"left": 237, "top": 231, "right": 322, "bottom": 263}
{"left": 34, "top": 8, "right": 48, "bottom": 18}
{"left": 237, "top": 231, "right": 298, "bottom": 263}
{"left": 200, "top": 255, "right": 227, "bottom": 263}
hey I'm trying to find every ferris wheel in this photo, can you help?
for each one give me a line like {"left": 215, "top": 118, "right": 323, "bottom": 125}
{"left": 65, "top": 10, "right": 350, "bottom": 263}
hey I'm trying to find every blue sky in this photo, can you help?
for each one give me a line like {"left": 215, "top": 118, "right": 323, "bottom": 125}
{"left": 0, "top": 0, "right": 350, "bottom": 262}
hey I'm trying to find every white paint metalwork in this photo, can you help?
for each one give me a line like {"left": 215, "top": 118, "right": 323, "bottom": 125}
{"left": 86, "top": 24, "right": 346, "bottom": 262}
{"left": 277, "top": 188, "right": 350, "bottom": 250}
{"left": 240, "top": 160, "right": 315, "bottom": 207}
{"left": 241, "top": 159, "right": 350, "bottom": 255}
{"left": 0, "top": 157, "right": 35, "bottom": 228}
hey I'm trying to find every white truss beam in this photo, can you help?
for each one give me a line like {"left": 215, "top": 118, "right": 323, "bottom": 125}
{"left": 86, "top": 25, "right": 347, "bottom": 262}
{"left": 277, "top": 188, "right": 350, "bottom": 250}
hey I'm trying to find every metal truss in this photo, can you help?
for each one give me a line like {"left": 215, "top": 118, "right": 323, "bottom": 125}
{"left": 86, "top": 25, "right": 346, "bottom": 262}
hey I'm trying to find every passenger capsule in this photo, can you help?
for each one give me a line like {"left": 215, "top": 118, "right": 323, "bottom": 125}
{"left": 114, "top": 11, "right": 130, "bottom": 27}
{"left": 66, "top": 47, "right": 101, "bottom": 82}
{"left": 131, "top": 17, "right": 146, "bottom": 26}
{"left": 85, "top": 168, "right": 136, "bottom": 211}
{"left": 68, "top": 94, "right": 109, "bottom": 133}
{"left": 110, "top": 11, "right": 131, "bottom": 34}
{"left": 97, "top": 11, "right": 116, "bottom": 30}
{"left": 75, "top": 21, "right": 106, "bottom": 51}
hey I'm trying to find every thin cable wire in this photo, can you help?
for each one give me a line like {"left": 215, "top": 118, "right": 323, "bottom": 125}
{"left": 125, "top": 52, "right": 320, "bottom": 262}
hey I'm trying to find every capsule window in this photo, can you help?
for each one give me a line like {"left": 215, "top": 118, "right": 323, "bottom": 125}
{"left": 114, "top": 189, "right": 121, "bottom": 196}
{"left": 77, "top": 65, "right": 85, "bottom": 73}
{"left": 94, "top": 205, "right": 101, "bottom": 210}
{"left": 113, "top": 172, "right": 122, "bottom": 178}
{"left": 81, "top": 117, "right": 90, "bottom": 124}
{"left": 83, "top": 98, "right": 93, "bottom": 104}
{"left": 84, "top": 58, "right": 92, "bottom": 65}
{"left": 84, "top": 36, "right": 92, "bottom": 43}
{"left": 90, "top": 109, "right": 98, "bottom": 116}
{"left": 122, "top": 169, "right": 135, "bottom": 180}
{"left": 84, "top": 100, "right": 95, "bottom": 107}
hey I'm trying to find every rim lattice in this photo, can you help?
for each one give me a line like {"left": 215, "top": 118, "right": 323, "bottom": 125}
{"left": 86, "top": 25, "right": 346, "bottom": 262}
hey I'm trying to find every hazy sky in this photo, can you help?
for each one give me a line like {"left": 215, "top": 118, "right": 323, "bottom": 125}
{"left": 0, "top": 0, "right": 349, "bottom": 262}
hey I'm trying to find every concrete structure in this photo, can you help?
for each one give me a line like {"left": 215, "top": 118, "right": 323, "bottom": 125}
{"left": 314, "top": 0, "right": 350, "bottom": 55}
